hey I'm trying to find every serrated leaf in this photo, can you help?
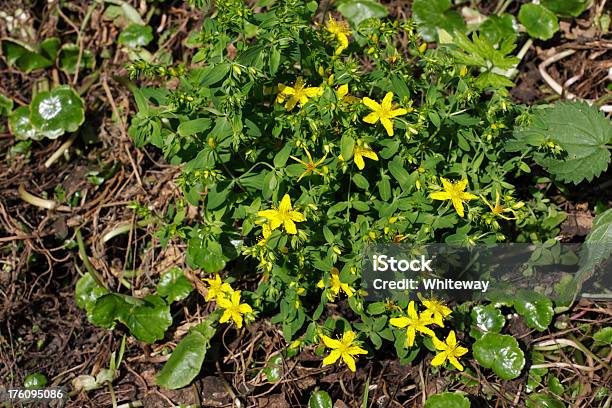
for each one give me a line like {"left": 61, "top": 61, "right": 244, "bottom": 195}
{"left": 337, "top": 0, "right": 388, "bottom": 27}
{"left": 29, "top": 85, "right": 85, "bottom": 139}
{"left": 473, "top": 333, "right": 525, "bottom": 380}
{"left": 157, "top": 267, "right": 193, "bottom": 303}
{"left": 518, "top": 4, "right": 559, "bottom": 40}
{"left": 480, "top": 14, "right": 518, "bottom": 46}
{"left": 512, "top": 290, "right": 554, "bottom": 331}
{"left": 412, "top": 0, "right": 466, "bottom": 42}
{"left": 91, "top": 293, "right": 172, "bottom": 343}
{"left": 424, "top": 392, "right": 471, "bottom": 408}
{"left": 187, "top": 237, "right": 227, "bottom": 273}
{"left": 512, "top": 102, "right": 612, "bottom": 184}
{"left": 575, "top": 209, "right": 612, "bottom": 295}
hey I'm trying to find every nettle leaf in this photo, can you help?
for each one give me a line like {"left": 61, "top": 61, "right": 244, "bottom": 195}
{"left": 30, "top": 85, "right": 85, "bottom": 139}
{"left": 91, "top": 293, "right": 172, "bottom": 343}
{"left": 58, "top": 43, "right": 95, "bottom": 74}
{"left": 308, "top": 390, "right": 332, "bottom": 408}
{"left": 156, "top": 316, "right": 218, "bottom": 389}
{"left": 118, "top": 24, "right": 154, "bottom": 48}
{"left": 511, "top": 102, "right": 612, "bottom": 184}
{"left": 541, "top": 0, "right": 588, "bottom": 17}
{"left": 424, "top": 392, "right": 471, "bottom": 408}
{"left": 512, "top": 290, "right": 554, "bottom": 331}
{"left": 412, "top": 0, "right": 466, "bottom": 42}
{"left": 575, "top": 209, "right": 612, "bottom": 292}
{"left": 157, "top": 267, "right": 194, "bottom": 303}
{"left": 518, "top": 4, "right": 559, "bottom": 40}
{"left": 337, "top": 0, "right": 388, "bottom": 27}
{"left": 8, "top": 106, "right": 37, "bottom": 140}
{"left": 470, "top": 304, "right": 505, "bottom": 337}
{"left": 473, "top": 333, "right": 525, "bottom": 380}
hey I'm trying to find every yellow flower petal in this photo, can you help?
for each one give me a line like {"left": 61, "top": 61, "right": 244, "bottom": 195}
{"left": 363, "top": 112, "right": 380, "bottom": 124}
{"left": 431, "top": 351, "right": 447, "bottom": 367}
{"left": 342, "top": 353, "right": 357, "bottom": 372}
{"left": 321, "top": 335, "right": 342, "bottom": 349}
{"left": 362, "top": 97, "right": 381, "bottom": 111}
{"left": 322, "top": 349, "right": 341, "bottom": 366}
{"left": 380, "top": 117, "right": 394, "bottom": 136}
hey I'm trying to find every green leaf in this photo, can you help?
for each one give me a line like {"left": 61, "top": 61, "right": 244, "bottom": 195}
{"left": 29, "top": 85, "right": 85, "bottom": 139}
{"left": 541, "top": 0, "right": 588, "bottom": 17}
{"left": 512, "top": 290, "right": 554, "bottom": 331}
{"left": 593, "top": 327, "right": 612, "bottom": 345}
{"left": 471, "top": 304, "right": 505, "bottom": 335}
{"left": 156, "top": 330, "right": 209, "bottom": 389}
{"left": 1, "top": 38, "right": 55, "bottom": 72}
{"left": 412, "top": 0, "right": 466, "bottom": 42}
{"left": 518, "top": 4, "right": 559, "bottom": 40}
{"left": 39, "top": 37, "right": 61, "bottom": 61}
{"left": 511, "top": 101, "right": 612, "bottom": 184}
{"left": 75, "top": 272, "right": 109, "bottom": 320}
{"left": 577, "top": 208, "right": 612, "bottom": 288}
{"left": 0, "top": 94, "right": 13, "bottom": 116}
{"left": 177, "top": 118, "right": 212, "bottom": 137}
{"left": 340, "top": 133, "right": 355, "bottom": 161}
{"left": 91, "top": 293, "right": 172, "bottom": 343}
{"left": 24, "top": 373, "right": 48, "bottom": 389}
{"left": 118, "top": 24, "right": 154, "bottom": 48}
{"left": 473, "top": 333, "right": 525, "bottom": 380}
{"left": 58, "top": 43, "right": 95, "bottom": 74}
{"left": 274, "top": 143, "right": 292, "bottom": 168}
{"left": 480, "top": 14, "right": 518, "bottom": 45}
{"left": 187, "top": 238, "right": 227, "bottom": 273}
{"left": 526, "top": 394, "right": 566, "bottom": 408}
{"left": 263, "top": 354, "right": 283, "bottom": 382}
{"left": 309, "top": 390, "right": 332, "bottom": 408}
{"left": 388, "top": 157, "right": 412, "bottom": 190}
{"left": 8, "top": 106, "right": 37, "bottom": 140}
{"left": 337, "top": 0, "right": 388, "bottom": 27}
{"left": 424, "top": 392, "right": 471, "bottom": 408}
{"left": 353, "top": 173, "right": 370, "bottom": 190}
{"left": 157, "top": 267, "right": 194, "bottom": 303}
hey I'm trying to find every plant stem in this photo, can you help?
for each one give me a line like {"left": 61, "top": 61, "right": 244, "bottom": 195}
{"left": 45, "top": 133, "right": 77, "bottom": 168}
{"left": 76, "top": 229, "right": 107, "bottom": 290}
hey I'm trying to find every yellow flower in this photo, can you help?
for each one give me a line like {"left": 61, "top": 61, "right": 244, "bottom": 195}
{"left": 321, "top": 330, "right": 368, "bottom": 372}
{"left": 362, "top": 92, "right": 408, "bottom": 136}
{"left": 329, "top": 267, "right": 354, "bottom": 298}
{"left": 390, "top": 301, "right": 435, "bottom": 347}
{"left": 429, "top": 177, "right": 478, "bottom": 218}
{"left": 418, "top": 293, "right": 452, "bottom": 327}
{"left": 431, "top": 331, "right": 469, "bottom": 371}
{"left": 481, "top": 191, "right": 517, "bottom": 221}
{"left": 291, "top": 148, "right": 327, "bottom": 181}
{"left": 257, "top": 194, "right": 306, "bottom": 235}
{"left": 202, "top": 274, "right": 233, "bottom": 302}
{"left": 325, "top": 15, "right": 351, "bottom": 55}
{"left": 217, "top": 290, "right": 253, "bottom": 329}
{"left": 276, "top": 77, "right": 323, "bottom": 111}
{"left": 353, "top": 145, "right": 378, "bottom": 170}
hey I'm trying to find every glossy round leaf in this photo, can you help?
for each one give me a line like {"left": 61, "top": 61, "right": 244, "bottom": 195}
{"left": 518, "top": 4, "right": 559, "bottom": 40}
{"left": 30, "top": 85, "right": 85, "bottom": 139}
{"left": 412, "top": 0, "right": 466, "bottom": 42}
{"left": 513, "top": 290, "right": 554, "bottom": 332}
{"left": 541, "top": 0, "right": 588, "bottom": 17}
{"left": 309, "top": 390, "right": 332, "bottom": 408}
{"left": 473, "top": 333, "right": 525, "bottom": 380}
{"left": 156, "top": 267, "right": 194, "bottom": 303}
{"left": 263, "top": 354, "right": 284, "bottom": 382}
{"left": 156, "top": 330, "right": 210, "bottom": 389}
{"left": 58, "top": 43, "right": 95, "bottom": 74}
{"left": 471, "top": 304, "right": 505, "bottom": 335}
{"left": 9, "top": 106, "right": 38, "bottom": 140}
{"left": 424, "top": 392, "right": 471, "bottom": 408}
{"left": 24, "top": 373, "right": 48, "bottom": 389}
{"left": 118, "top": 24, "right": 154, "bottom": 48}
{"left": 337, "top": 0, "right": 388, "bottom": 27}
